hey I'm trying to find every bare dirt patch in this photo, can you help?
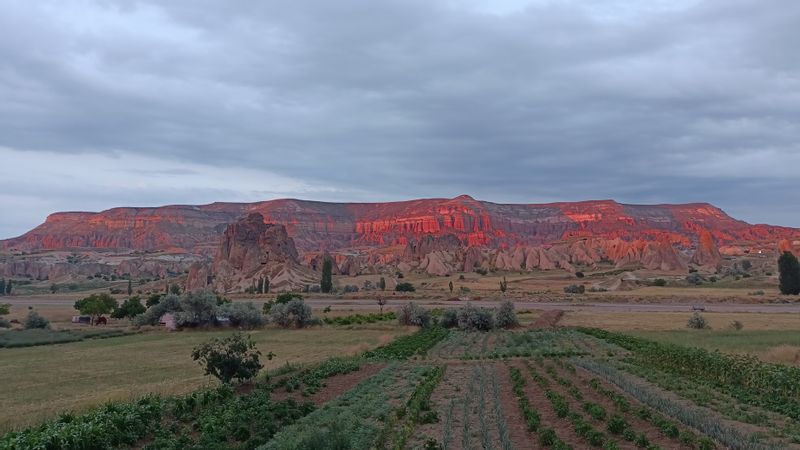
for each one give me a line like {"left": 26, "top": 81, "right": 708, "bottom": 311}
{"left": 530, "top": 309, "right": 564, "bottom": 329}
{"left": 270, "top": 363, "right": 384, "bottom": 407}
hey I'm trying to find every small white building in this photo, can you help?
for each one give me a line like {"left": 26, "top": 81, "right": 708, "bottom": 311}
{"left": 159, "top": 313, "right": 177, "bottom": 331}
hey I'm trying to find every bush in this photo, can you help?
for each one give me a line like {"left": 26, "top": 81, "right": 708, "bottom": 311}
{"left": 495, "top": 300, "right": 518, "bottom": 329}
{"left": 729, "top": 320, "right": 743, "bottom": 331}
{"left": 112, "top": 296, "right": 146, "bottom": 320}
{"left": 397, "top": 302, "right": 431, "bottom": 328}
{"left": 270, "top": 299, "right": 317, "bottom": 328}
{"left": 276, "top": 292, "right": 303, "bottom": 303}
{"left": 24, "top": 310, "right": 50, "bottom": 329}
{"left": 173, "top": 290, "right": 218, "bottom": 328}
{"left": 563, "top": 284, "right": 585, "bottom": 294}
{"left": 686, "top": 273, "right": 704, "bottom": 285}
{"left": 653, "top": 278, "right": 667, "bottom": 287}
{"left": 687, "top": 312, "right": 710, "bottom": 330}
{"left": 218, "top": 302, "right": 264, "bottom": 329}
{"left": 191, "top": 332, "right": 267, "bottom": 384}
{"left": 575, "top": 271, "right": 585, "bottom": 278}
{"left": 134, "top": 294, "right": 181, "bottom": 326}
{"left": 440, "top": 309, "right": 459, "bottom": 328}
{"left": 395, "top": 282, "right": 416, "bottom": 292}
{"left": 779, "top": 251, "right": 800, "bottom": 295}
{"left": 0, "top": 318, "right": 10, "bottom": 329}
{"left": 457, "top": 303, "right": 494, "bottom": 331}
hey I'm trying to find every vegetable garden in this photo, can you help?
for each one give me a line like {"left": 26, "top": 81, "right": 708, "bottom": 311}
{"left": 3, "top": 325, "right": 799, "bottom": 449}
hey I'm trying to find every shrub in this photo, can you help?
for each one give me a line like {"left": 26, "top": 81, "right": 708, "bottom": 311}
{"left": 218, "top": 302, "right": 264, "bottom": 329}
{"left": 729, "top": 320, "right": 743, "bottom": 331}
{"left": 24, "top": 310, "right": 50, "bottom": 329}
{"left": 653, "top": 278, "right": 667, "bottom": 287}
{"left": 395, "top": 282, "right": 416, "bottom": 292}
{"left": 563, "top": 284, "right": 585, "bottom": 294}
{"left": 575, "top": 272, "right": 585, "bottom": 278}
{"left": 133, "top": 294, "right": 181, "bottom": 326}
{"left": 270, "top": 299, "right": 317, "bottom": 328}
{"left": 276, "top": 292, "right": 303, "bottom": 303}
{"left": 495, "top": 301, "right": 518, "bottom": 329}
{"left": 112, "top": 296, "right": 146, "bottom": 320}
{"left": 686, "top": 273, "right": 704, "bottom": 285}
{"left": 0, "top": 318, "right": 10, "bottom": 329}
{"left": 397, "top": 302, "right": 431, "bottom": 328}
{"left": 440, "top": 309, "right": 459, "bottom": 328}
{"left": 457, "top": 303, "right": 495, "bottom": 331}
{"left": 173, "top": 290, "right": 218, "bottom": 328}
{"left": 686, "top": 312, "right": 710, "bottom": 330}
{"left": 191, "top": 332, "right": 268, "bottom": 384}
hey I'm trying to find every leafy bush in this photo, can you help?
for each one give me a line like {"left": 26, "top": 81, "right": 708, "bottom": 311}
{"left": 495, "top": 301, "right": 518, "bottom": 329}
{"left": 397, "top": 302, "right": 431, "bottom": 328}
{"left": 457, "top": 303, "right": 494, "bottom": 331}
{"left": 563, "top": 284, "right": 585, "bottom": 294}
{"left": 218, "top": 302, "right": 264, "bottom": 329}
{"left": 0, "top": 318, "right": 10, "bottom": 329}
{"left": 729, "top": 320, "right": 743, "bottom": 331}
{"left": 686, "top": 273, "right": 704, "bottom": 285}
{"left": 276, "top": 292, "right": 303, "bottom": 303}
{"left": 173, "top": 290, "right": 219, "bottom": 328}
{"left": 439, "top": 309, "right": 459, "bottom": 328}
{"left": 24, "top": 310, "right": 50, "bottom": 329}
{"left": 364, "top": 326, "right": 449, "bottom": 360}
{"left": 270, "top": 299, "right": 318, "bottom": 328}
{"left": 395, "top": 282, "right": 416, "bottom": 292}
{"left": 686, "top": 312, "right": 710, "bottom": 330}
{"left": 191, "top": 332, "right": 267, "bottom": 384}
{"left": 134, "top": 294, "right": 181, "bottom": 326}
{"left": 653, "top": 278, "right": 667, "bottom": 287}
{"left": 112, "top": 296, "right": 146, "bottom": 320}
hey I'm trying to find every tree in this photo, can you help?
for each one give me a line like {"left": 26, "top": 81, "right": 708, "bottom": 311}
{"left": 50, "top": 284, "right": 58, "bottom": 294}
{"left": 779, "top": 251, "right": 800, "bottom": 295}
{"left": 379, "top": 277, "right": 386, "bottom": 291}
{"left": 24, "top": 310, "right": 50, "bottom": 329}
{"left": 321, "top": 258, "right": 333, "bottom": 293}
{"left": 448, "top": 281, "right": 454, "bottom": 293}
{"left": 499, "top": 276, "right": 508, "bottom": 293}
{"left": 191, "top": 332, "right": 270, "bottom": 384}
{"left": 218, "top": 302, "right": 264, "bottom": 329}
{"left": 257, "top": 277, "right": 265, "bottom": 294}
{"left": 377, "top": 297, "right": 387, "bottom": 313}
{"left": 395, "top": 282, "right": 415, "bottom": 292}
{"left": 169, "top": 284, "right": 182, "bottom": 295}
{"left": 127, "top": 279, "right": 133, "bottom": 296}
{"left": 495, "top": 300, "right": 518, "bottom": 328}
{"left": 0, "top": 279, "right": 5, "bottom": 296}
{"left": 4, "top": 279, "right": 10, "bottom": 295}
{"left": 112, "top": 296, "right": 146, "bottom": 320}
{"left": 264, "top": 277, "right": 270, "bottom": 294}
{"left": 0, "top": 303, "right": 10, "bottom": 316}
{"left": 74, "top": 293, "right": 118, "bottom": 325}
{"left": 174, "top": 290, "right": 218, "bottom": 327}
{"left": 269, "top": 298, "right": 317, "bottom": 328}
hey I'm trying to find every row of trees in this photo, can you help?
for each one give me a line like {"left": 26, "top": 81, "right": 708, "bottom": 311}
{"left": 396, "top": 301, "right": 518, "bottom": 330}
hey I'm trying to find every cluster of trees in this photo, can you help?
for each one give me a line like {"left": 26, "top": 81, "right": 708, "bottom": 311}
{"left": 0, "top": 279, "right": 13, "bottom": 296}
{"left": 396, "top": 301, "right": 518, "bottom": 331}
{"left": 133, "top": 290, "right": 264, "bottom": 329}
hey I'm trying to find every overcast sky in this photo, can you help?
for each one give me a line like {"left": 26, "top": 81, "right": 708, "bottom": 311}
{"left": 1, "top": 0, "right": 799, "bottom": 238}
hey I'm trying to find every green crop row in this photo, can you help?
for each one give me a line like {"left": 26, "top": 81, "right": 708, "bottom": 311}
{"left": 577, "top": 328, "right": 800, "bottom": 420}
{"left": 323, "top": 312, "right": 396, "bottom": 326}
{"left": 364, "top": 326, "right": 449, "bottom": 360}
{"left": 509, "top": 366, "right": 541, "bottom": 432}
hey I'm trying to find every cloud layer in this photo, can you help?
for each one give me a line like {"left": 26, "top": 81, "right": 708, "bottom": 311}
{"left": 1, "top": 0, "right": 799, "bottom": 238}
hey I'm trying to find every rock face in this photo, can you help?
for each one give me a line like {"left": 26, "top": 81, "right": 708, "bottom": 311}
{"left": 691, "top": 229, "right": 722, "bottom": 270}
{"left": 3, "top": 195, "right": 800, "bottom": 283}
{"left": 186, "top": 213, "right": 315, "bottom": 292}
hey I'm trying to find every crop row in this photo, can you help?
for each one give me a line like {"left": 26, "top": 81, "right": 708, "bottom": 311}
{"left": 277, "top": 356, "right": 361, "bottom": 395}
{"left": 578, "top": 328, "right": 800, "bottom": 420}
{"left": 364, "top": 326, "right": 449, "bottom": 360}
{"left": 385, "top": 366, "right": 446, "bottom": 449}
{"left": 323, "top": 312, "right": 396, "bottom": 326}
{"left": 573, "top": 357, "right": 779, "bottom": 450}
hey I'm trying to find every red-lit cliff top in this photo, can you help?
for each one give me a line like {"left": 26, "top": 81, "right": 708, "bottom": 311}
{"left": 3, "top": 195, "right": 797, "bottom": 253}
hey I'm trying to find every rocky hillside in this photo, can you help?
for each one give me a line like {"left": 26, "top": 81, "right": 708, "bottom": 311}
{"left": 2, "top": 195, "right": 799, "bottom": 284}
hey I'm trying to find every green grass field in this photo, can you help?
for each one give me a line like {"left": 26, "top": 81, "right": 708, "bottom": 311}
{"left": 0, "top": 324, "right": 412, "bottom": 432}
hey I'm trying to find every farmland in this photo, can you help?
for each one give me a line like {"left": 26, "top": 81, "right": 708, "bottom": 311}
{"left": 4, "top": 323, "right": 800, "bottom": 449}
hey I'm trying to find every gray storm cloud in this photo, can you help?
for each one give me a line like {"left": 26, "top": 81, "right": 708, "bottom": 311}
{"left": 1, "top": 0, "right": 799, "bottom": 238}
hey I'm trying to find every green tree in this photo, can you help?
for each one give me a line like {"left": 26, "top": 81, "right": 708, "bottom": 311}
{"left": 50, "top": 283, "right": 58, "bottom": 294}
{"left": 395, "top": 282, "right": 416, "bottom": 292}
{"left": 0, "top": 279, "right": 5, "bottom": 296}
{"left": 6, "top": 279, "right": 13, "bottom": 295}
{"left": 320, "top": 258, "right": 333, "bottom": 293}
{"left": 448, "top": 281, "right": 454, "bottom": 293}
{"left": 191, "top": 332, "right": 271, "bottom": 384}
{"left": 127, "top": 279, "right": 133, "bottom": 296}
{"left": 0, "top": 303, "right": 10, "bottom": 316}
{"left": 112, "top": 296, "right": 146, "bottom": 320}
{"left": 779, "top": 251, "right": 800, "bottom": 295}
{"left": 379, "top": 276, "right": 386, "bottom": 291}
{"left": 257, "top": 277, "right": 264, "bottom": 294}
{"left": 169, "top": 284, "right": 182, "bottom": 295}
{"left": 264, "top": 276, "right": 270, "bottom": 294}
{"left": 74, "top": 293, "right": 119, "bottom": 325}
{"left": 499, "top": 276, "right": 508, "bottom": 293}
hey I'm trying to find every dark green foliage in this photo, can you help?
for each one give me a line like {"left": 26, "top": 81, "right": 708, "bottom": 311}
{"left": 169, "top": 284, "right": 182, "bottom": 295}
{"left": 379, "top": 277, "right": 386, "bottom": 291}
{"left": 323, "top": 312, "right": 395, "bottom": 326}
{"left": 607, "top": 415, "right": 628, "bottom": 434}
{"left": 127, "top": 279, "right": 133, "bottom": 296}
{"left": 0, "top": 279, "right": 5, "bottom": 296}
{"left": 509, "top": 366, "right": 540, "bottom": 431}
{"left": 778, "top": 251, "right": 800, "bottom": 295}
{"left": 364, "top": 326, "right": 449, "bottom": 360}
{"left": 5, "top": 279, "right": 11, "bottom": 295}
{"left": 439, "top": 308, "right": 458, "bottom": 328}
{"left": 275, "top": 292, "right": 303, "bottom": 303}
{"left": 112, "top": 296, "right": 146, "bottom": 320}
{"left": 653, "top": 278, "right": 667, "bottom": 287}
{"left": 24, "top": 310, "right": 50, "bottom": 329}
{"left": 495, "top": 300, "right": 518, "bottom": 329}
{"left": 0, "top": 303, "right": 9, "bottom": 316}
{"left": 395, "top": 282, "right": 416, "bottom": 292}
{"left": 448, "top": 280, "right": 453, "bottom": 293}
{"left": 686, "top": 312, "right": 710, "bottom": 330}
{"left": 74, "top": 293, "right": 118, "bottom": 325}
{"left": 146, "top": 293, "right": 162, "bottom": 307}
{"left": 499, "top": 276, "right": 508, "bottom": 293}
{"left": 321, "top": 258, "right": 333, "bottom": 294}
{"left": 269, "top": 299, "right": 317, "bottom": 328}
{"left": 191, "top": 333, "right": 267, "bottom": 384}
{"left": 563, "top": 284, "right": 585, "bottom": 294}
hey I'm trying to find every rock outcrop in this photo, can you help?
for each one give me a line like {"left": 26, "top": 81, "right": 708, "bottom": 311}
{"left": 691, "top": 229, "right": 722, "bottom": 270}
